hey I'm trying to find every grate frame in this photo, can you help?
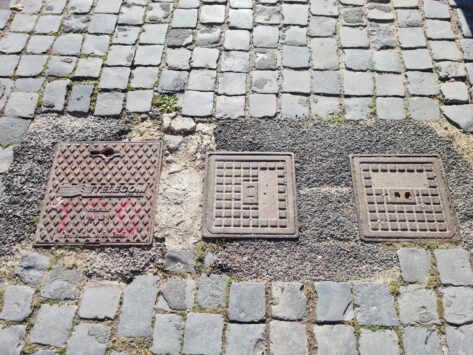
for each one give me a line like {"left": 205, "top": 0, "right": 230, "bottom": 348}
{"left": 35, "top": 141, "right": 163, "bottom": 246}
{"left": 202, "top": 152, "right": 298, "bottom": 239}
{"left": 350, "top": 154, "right": 459, "bottom": 242}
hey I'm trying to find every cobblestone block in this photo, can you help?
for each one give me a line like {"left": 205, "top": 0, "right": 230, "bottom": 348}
{"left": 201, "top": 5, "right": 226, "bottom": 24}
{"left": 397, "top": 9, "right": 422, "bottom": 27}
{"left": 215, "top": 95, "right": 245, "bottom": 119}
{"left": 11, "top": 14, "right": 37, "bottom": 32}
{"left": 146, "top": 3, "right": 173, "bottom": 23}
{"left": 437, "top": 61, "right": 467, "bottom": 80}
{"left": 344, "top": 49, "right": 373, "bottom": 71}
{"left": 441, "top": 82, "right": 469, "bottom": 104}
{"left": 226, "top": 323, "right": 265, "bottom": 355}
{"left": 406, "top": 72, "right": 439, "bottom": 96}
{"left": 196, "top": 274, "right": 228, "bottom": 308}
{"left": 310, "top": 38, "right": 339, "bottom": 70}
{"left": 229, "top": 9, "right": 253, "bottom": 29}
{"left": 359, "top": 330, "right": 400, "bottom": 355}
{"left": 252, "top": 71, "right": 278, "bottom": 94}
{"left": 42, "top": 79, "right": 69, "bottom": 112}
{"left": 375, "top": 74, "right": 404, "bottom": 97}
{"left": 409, "top": 97, "right": 440, "bottom": 121}
{"left": 167, "top": 29, "right": 193, "bottom": 47}
{"left": 118, "top": 275, "right": 159, "bottom": 338}
{"left": 282, "top": 4, "right": 308, "bottom": 25}
{"left": 255, "top": 49, "right": 279, "bottom": 70}
{"left": 255, "top": 6, "right": 280, "bottom": 25}
{"left": 62, "top": 14, "right": 90, "bottom": 33}
{"left": 30, "top": 304, "right": 77, "bottom": 347}
{"left": 272, "top": 282, "right": 306, "bottom": 321}
{"left": 282, "top": 70, "right": 311, "bottom": 94}
{"left": 168, "top": 116, "right": 196, "bottom": 133}
{"left": 283, "top": 45, "right": 310, "bottom": 69}
{"left": 374, "top": 51, "right": 401, "bottom": 73}
{"left": 82, "top": 35, "right": 110, "bottom": 56}
{"left": 67, "top": 323, "right": 111, "bottom": 355}
{"left": 4, "top": 92, "right": 38, "bottom": 118}
{"left": 370, "top": 23, "right": 395, "bottom": 50}
{"left": 151, "top": 314, "right": 184, "bottom": 355}
{"left": 218, "top": 73, "right": 246, "bottom": 96}
{"left": 0, "top": 78, "right": 12, "bottom": 109}
{"left": 442, "top": 287, "right": 473, "bottom": 325}
{"left": 310, "top": 0, "right": 338, "bottom": 17}
{"left": 446, "top": 326, "right": 473, "bottom": 355}
{"left": 158, "top": 70, "right": 188, "bottom": 92}
{"left": 354, "top": 283, "right": 397, "bottom": 326}
{"left": 0, "top": 147, "right": 13, "bottom": 174}
{"left": 112, "top": 27, "right": 140, "bottom": 44}
{"left": 126, "top": 90, "right": 153, "bottom": 112}
{"left": 340, "top": 27, "right": 369, "bottom": 48}
{"left": 106, "top": 45, "right": 136, "bottom": 66}
{"left": 424, "top": 0, "right": 450, "bottom": 19}
{"left": 195, "top": 27, "right": 220, "bottom": 46}
{"left": 0, "top": 10, "right": 10, "bottom": 30}
{"left": 345, "top": 97, "right": 372, "bottom": 120}
{"left": 341, "top": 7, "right": 365, "bottom": 27}
{"left": 95, "top": 92, "right": 124, "bottom": 116}
{"left": 230, "top": 0, "right": 252, "bottom": 8}
{"left": 367, "top": 3, "right": 393, "bottom": 22}
{"left": 161, "top": 277, "right": 195, "bottom": 311}
{"left": 229, "top": 281, "right": 266, "bottom": 322}
{"left": 376, "top": 97, "right": 405, "bottom": 120}
{"left": 0, "top": 117, "right": 30, "bottom": 144}
{"left": 140, "top": 24, "right": 168, "bottom": 44}
{"left": 27, "top": 36, "right": 54, "bottom": 54}
{"left": 314, "top": 325, "right": 357, "bottom": 355}
{"left": 224, "top": 30, "right": 251, "bottom": 51}
{"left": 283, "top": 27, "right": 307, "bottom": 46}
{"left": 88, "top": 14, "right": 117, "bottom": 34}
{"left": 0, "top": 33, "right": 29, "bottom": 54}
{"left": 68, "top": 0, "right": 93, "bottom": 14}
{"left": 344, "top": 71, "right": 373, "bottom": 97}
{"left": 182, "top": 313, "right": 224, "bottom": 354}
{"left": 435, "top": 249, "right": 473, "bottom": 286}
{"left": 163, "top": 249, "right": 196, "bottom": 272}
{"left": 41, "top": 267, "right": 82, "bottom": 300}
{"left": 95, "top": 0, "right": 122, "bottom": 13}
{"left": 118, "top": 6, "right": 145, "bottom": 25}
{"left": 46, "top": 56, "right": 77, "bottom": 77}
{"left": 426, "top": 19, "right": 455, "bottom": 40}
{"left": 171, "top": 9, "right": 198, "bottom": 28}
{"left": 221, "top": 51, "right": 250, "bottom": 72}
{"left": 398, "top": 27, "right": 426, "bottom": 48}
{"left": 99, "top": 67, "right": 131, "bottom": 89}
{"left": 254, "top": 26, "right": 279, "bottom": 48}
{"left": 398, "top": 248, "right": 431, "bottom": 283}
{"left": 182, "top": 91, "right": 214, "bottom": 117}
{"left": 457, "top": 9, "right": 473, "bottom": 38}
{"left": 281, "top": 94, "right": 310, "bottom": 119}
{"left": 188, "top": 70, "right": 216, "bottom": 91}
{"left": 15, "top": 78, "right": 44, "bottom": 92}
{"left": 403, "top": 327, "right": 442, "bottom": 355}
{"left": 15, "top": 55, "right": 46, "bottom": 77}
{"left": 402, "top": 49, "right": 433, "bottom": 70}
{"left": 315, "top": 282, "right": 353, "bottom": 323}
{"left": 130, "top": 66, "right": 158, "bottom": 89}
{"left": 0, "top": 285, "right": 34, "bottom": 321}
{"left": 399, "top": 285, "right": 440, "bottom": 325}
{"left": 74, "top": 58, "right": 103, "bottom": 78}
{"left": 166, "top": 48, "right": 191, "bottom": 70}
{"left": 0, "top": 55, "right": 19, "bottom": 76}
{"left": 0, "top": 325, "right": 26, "bottom": 355}
{"left": 442, "top": 104, "right": 473, "bottom": 132}
{"left": 35, "top": 15, "right": 62, "bottom": 34}
{"left": 191, "top": 47, "right": 220, "bottom": 69}
{"left": 67, "top": 84, "right": 93, "bottom": 113}
{"left": 309, "top": 16, "right": 336, "bottom": 37}
{"left": 270, "top": 321, "right": 308, "bottom": 355}
{"left": 79, "top": 283, "right": 122, "bottom": 320}
{"left": 430, "top": 41, "right": 462, "bottom": 61}
{"left": 52, "top": 34, "right": 83, "bottom": 55}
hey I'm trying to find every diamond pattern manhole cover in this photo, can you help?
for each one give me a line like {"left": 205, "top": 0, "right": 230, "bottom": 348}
{"left": 350, "top": 155, "right": 459, "bottom": 242}
{"left": 203, "top": 152, "right": 298, "bottom": 239}
{"left": 35, "top": 142, "right": 163, "bottom": 246}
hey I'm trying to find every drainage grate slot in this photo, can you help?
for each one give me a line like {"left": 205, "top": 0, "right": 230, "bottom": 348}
{"left": 350, "top": 155, "right": 459, "bottom": 242}
{"left": 203, "top": 152, "right": 298, "bottom": 239}
{"left": 35, "top": 142, "right": 163, "bottom": 246}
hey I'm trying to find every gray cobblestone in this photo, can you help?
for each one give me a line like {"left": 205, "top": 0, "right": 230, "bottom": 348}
{"left": 151, "top": 314, "right": 184, "bottom": 355}
{"left": 182, "top": 91, "right": 214, "bottom": 117}
{"left": 16, "top": 55, "right": 47, "bottom": 77}
{"left": 67, "top": 84, "right": 93, "bottom": 113}
{"left": 68, "top": 0, "right": 93, "bottom": 14}
{"left": 252, "top": 71, "right": 278, "bottom": 94}
{"left": 283, "top": 27, "right": 307, "bottom": 46}
{"left": 441, "top": 82, "right": 469, "bottom": 104}
{"left": 89, "top": 14, "right": 117, "bottom": 34}
{"left": 283, "top": 45, "right": 310, "bottom": 69}
{"left": 409, "top": 97, "right": 440, "bottom": 121}
{"left": 377, "top": 97, "right": 405, "bottom": 120}
{"left": 27, "top": 36, "right": 54, "bottom": 54}
{"left": 255, "top": 6, "right": 280, "bottom": 25}
{"left": 403, "top": 327, "right": 442, "bottom": 355}
{"left": 201, "top": 5, "right": 226, "bottom": 24}
{"left": 96, "top": 0, "right": 122, "bottom": 13}
{"left": 191, "top": 47, "right": 219, "bottom": 69}
{"left": 196, "top": 28, "right": 219, "bottom": 46}
{"left": 221, "top": 51, "right": 250, "bottom": 72}
{"left": 226, "top": 323, "right": 265, "bottom": 355}
{"left": 140, "top": 24, "right": 168, "bottom": 44}
{"left": 281, "top": 94, "right": 310, "bottom": 119}
{"left": 254, "top": 26, "right": 279, "bottom": 48}
{"left": 215, "top": 95, "right": 245, "bottom": 119}
{"left": 79, "top": 283, "right": 122, "bottom": 320}
{"left": 424, "top": 0, "right": 450, "bottom": 19}
{"left": 310, "top": 38, "right": 339, "bottom": 70}
{"left": 15, "top": 78, "right": 44, "bottom": 92}
{"left": 171, "top": 9, "right": 197, "bottom": 28}
{"left": 0, "top": 147, "right": 13, "bottom": 174}
{"left": 4, "top": 92, "right": 38, "bottom": 118}
{"left": 67, "top": 323, "right": 111, "bottom": 355}
{"left": 62, "top": 14, "right": 90, "bottom": 33}
{"left": 435, "top": 249, "right": 473, "bottom": 286}
{"left": 426, "top": 19, "right": 455, "bottom": 40}
{"left": 359, "top": 330, "right": 400, "bottom": 355}
{"left": 399, "top": 285, "right": 440, "bottom": 325}
{"left": 161, "top": 277, "right": 195, "bottom": 311}
{"left": 402, "top": 49, "right": 433, "bottom": 70}
{"left": 398, "top": 248, "right": 431, "bottom": 283}
{"left": 345, "top": 97, "right": 372, "bottom": 120}
{"left": 147, "top": 3, "right": 173, "bottom": 23}
{"left": 188, "top": 70, "right": 216, "bottom": 91}
{"left": 282, "top": 4, "right": 308, "bottom": 26}
{"left": 0, "top": 117, "right": 30, "bottom": 144}
{"left": 397, "top": 9, "right": 422, "bottom": 27}
{"left": 42, "top": 79, "right": 69, "bottom": 112}
{"left": 35, "top": 15, "right": 62, "bottom": 34}
{"left": 255, "top": 49, "right": 279, "bottom": 70}
{"left": 130, "top": 67, "right": 159, "bottom": 89}
{"left": 46, "top": 56, "right": 77, "bottom": 77}
{"left": 118, "top": 6, "right": 145, "bottom": 25}
{"left": 442, "top": 104, "right": 473, "bottom": 132}
{"left": 406, "top": 72, "right": 439, "bottom": 96}
{"left": 196, "top": 274, "right": 228, "bottom": 308}
{"left": 370, "top": 23, "right": 395, "bottom": 50}
{"left": 0, "top": 285, "right": 34, "bottom": 321}
{"left": 74, "top": 58, "right": 103, "bottom": 78}
{"left": 340, "top": 27, "right": 369, "bottom": 48}
{"left": 314, "top": 325, "right": 357, "bottom": 355}
{"left": 99, "top": 67, "right": 131, "bottom": 89}
{"left": 398, "top": 27, "right": 426, "bottom": 48}
{"left": 282, "top": 70, "right": 311, "bottom": 94}
{"left": 0, "top": 55, "right": 19, "bottom": 76}
{"left": 30, "top": 304, "right": 77, "bottom": 347}
{"left": 228, "top": 9, "right": 253, "bottom": 29}
{"left": 166, "top": 48, "right": 191, "bottom": 70}
{"left": 354, "top": 283, "right": 397, "bottom": 326}
{"left": 344, "top": 71, "right": 373, "bottom": 97}
{"left": 442, "top": 287, "right": 473, "bottom": 325}
{"left": 224, "top": 30, "right": 251, "bottom": 51}
{"left": 41, "top": 267, "right": 82, "bottom": 300}
{"left": 95, "top": 92, "right": 124, "bottom": 116}
{"left": 315, "top": 281, "right": 353, "bottom": 323}
{"left": 374, "top": 51, "right": 401, "bottom": 73}
{"left": 311, "top": 0, "right": 338, "bottom": 17}
{"left": 52, "top": 34, "right": 83, "bottom": 55}
{"left": 82, "top": 35, "right": 110, "bottom": 56}
{"left": 446, "top": 326, "right": 473, "bottom": 355}
{"left": 113, "top": 26, "right": 140, "bottom": 44}
{"left": 344, "top": 49, "right": 373, "bottom": 71}
{"left": 0, "top": 325, "right": 26, "bottom": 355}
{"left": 0, "top": 33, "right": 28, "bottom": 54}
{"left": 430, "top": 41, "right": 462, "bottom": 61}
{"left": 158, "top": 70, "right": 188, "bottom": 92}
{"left": 183, "top": 313, "right": 224, "bottom": 355}
{"left": 270, "top": 321, "right": 308, "bottom": 355}
{"left": 106, "top": 45, "right": 136, "bottom": 66}
{"left": 229, "top": 281, "right": 266, "bottom": 322}
{"left": 376, "top": 74, "right": 404, "bottom": 97}
{"left": 118, "top": 274, "right": 159, "bottom": 338}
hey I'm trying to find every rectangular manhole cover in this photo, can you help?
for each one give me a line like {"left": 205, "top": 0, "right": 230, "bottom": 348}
{"left": 203, "top": 152, "right": 298, "bottom": 239}
{"left": 35, "top": 142, "right": 163, "bottom": 246}
{"left": 350, "top": 155, "right": 459, "bottom": 242}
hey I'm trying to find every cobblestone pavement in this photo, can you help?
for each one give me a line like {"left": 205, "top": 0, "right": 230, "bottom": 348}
{"left": 0, "top": 247, "right": 472, "bottom": 354}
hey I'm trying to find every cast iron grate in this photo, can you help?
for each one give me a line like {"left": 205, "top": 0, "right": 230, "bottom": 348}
{"left": 350, "top": 155, "right": 459, "bottom": 242}
{"left": 203, "top": 152, "right": 298, "bottom": 239}
{"left": 35, "top": 142, "right": 163, "bottom": 246}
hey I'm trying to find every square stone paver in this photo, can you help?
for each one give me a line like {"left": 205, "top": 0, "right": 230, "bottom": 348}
{"left": 126, "top": 90, "right": 153, "bottom": 112}
{"left": 187, "top": 70, "right": 216, "bottom": 91}
{"left": 30, "top": 304, "right": 77, "bottom": 347}
{"left": 359, "top": 330, "right": 400, "bottom": 355}
{"left": 196, "top": 274, "right": 229, "bottom": 308}
{"left": 151, "top": 314, "right": 184, "bottom": 355}
{"left": 403, "top": 327, "right": 442, "bottom": 355}
{"left": 282, "top": 70, "right": 311, "bottom": 94}
{"left": 281, "top": 94, "right": 310, "bottom": 119}
{"left": 354, "top": 283, "right": 398, "bottom": 326}
{"left": 41, "top": 267, "right": 82, "bottom": 300}
{"left": 252, "top": 71, "right": 278, "bottom": 94}
{"left": 79, "top": 283, "right": 122, "bottom": 320}
{"left": 215, "top": 95, "right": 245, "bottom": 119}
{"left": 409, "top": 97, "right": 440, "bottom": 121}
{"left": 182, "top": 313, "right": 224, "bottom": 355}
{"left": 314, "top": 325, "right": 357, "bottom": 355}
{"left": 315, "top": 282, "right": 354, "bottom": 323}
{"left": 99, "top": 67, "right": 131, "bottom": 89}
{"left": 226, "top": 324, "right": 265, "bottom": 355}
{"left": 4, "top": 92, "right": 38, "bottom": 118}
{"left": 376, "top": 97, "right": 405, "bottom": 120}
{"left": 434, "top": 249, "right": 473, "bottom": 286}
{"left": 442, "top": 287, "right": 473, "bottom": 325}
{"left": 66, "top": 323, "right": 111, "bottom": 355}
{"left": 399, "top": 285, "right": 440, "bottom": 325}
{"left": 0, "top": 285, "right": 34, "bottom": 321}
{"left": 270, "top": 321, "right": 308, "bottom": 355}
{"left": 229, "top": 281, "right": 266, "bottom": 322}
{"left": 249, "top": 93, "right": 277, "bottom": 118}
{"left": 0, "top": 325, "right": 26, "bottom": 355}
{"left": 67, "top": 84, "right": 93, "bottom": 113}
{"left": 42, "top": 79, "right": 69, "bottom": 112}
{"left": 94, "top": 92, "right": 125, "bottom": 116}
{"left": 182, "top": 91, "right": 214, "bottom": 117}
{"left": 398, "top": 248, "right": 432, "bottom": 283}
{"left": 0, "top": 117, "right": 30, "bottom": 144}
{"left": 130, "top": 67, "right": 159, "bottom": 89}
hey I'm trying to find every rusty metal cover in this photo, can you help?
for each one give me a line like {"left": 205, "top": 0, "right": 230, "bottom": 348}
{"left": 203, "top": 152, "right": 298, "bottom": 239}
{"left": 35, "top": 142, "right": 163, "bottom": 246}
{"left": 350, "top": 155, "right": 459, "bottom": 242}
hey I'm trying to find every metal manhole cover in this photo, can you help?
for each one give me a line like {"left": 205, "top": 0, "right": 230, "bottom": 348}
{"left": 35, "top": 142, "right": 163, "bottom": 246}
{"left": 350, "top": 155, "right": 459, "bottom": 242}
{"left": 203, "top": 152, "right": 298, "bottom": 239}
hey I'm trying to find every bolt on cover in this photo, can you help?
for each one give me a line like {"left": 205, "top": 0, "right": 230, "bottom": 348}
{"left": 35, "top": 141, "right": 163, "bottom": 246}
{"left": 350, "top": 155, "right": 459, "bottom": 242}
{"left": 203, "top": 152, "right": 298, "bottom": 239}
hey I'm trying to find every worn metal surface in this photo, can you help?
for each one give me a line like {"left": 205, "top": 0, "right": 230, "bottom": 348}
{"left": 203, "top": 152, "right": 298, "bottom": 239}
{"left": 35, "top": 142, "right": 163, "bottom": 246}
{"left": 351, "top": 155, "right": 459, "bottom": 242}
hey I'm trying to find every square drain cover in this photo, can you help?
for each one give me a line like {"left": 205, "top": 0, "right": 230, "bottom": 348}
{"left": 35, "top": 142, "right": 163, "bottom": 246}
{"left": 203, "top": 152, "right": 298, "bottom": 239}
{"left": 351, "top": 155, "right": 459, "bottom": 242}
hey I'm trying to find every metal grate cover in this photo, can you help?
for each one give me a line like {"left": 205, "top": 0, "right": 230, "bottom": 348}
{"left": 350, "top": 155, "right": 459, "bottom": 242}
{"left": 35, "top": 142, "right": 163, "bottom": 246}
{"left": 203, "top": 152, "right": 298, "bottom": 239}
